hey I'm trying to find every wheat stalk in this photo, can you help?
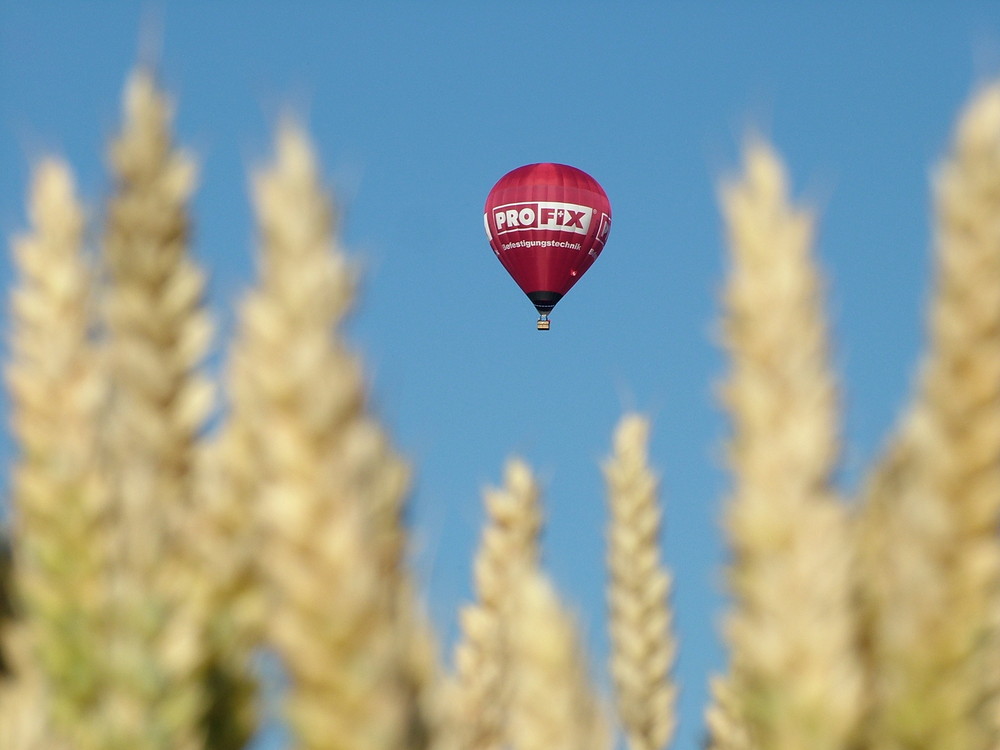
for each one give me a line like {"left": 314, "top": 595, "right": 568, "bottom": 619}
{"left": 604, "top": 413, "right": 677, "bottom": 750}
{"left": 2, "top": 159, "right": 109, "bottom": 746}
{"left": 507, "top": 568, "right": 610, "bottom": 750}
{"left": 100, "top": 68, "right": 213, "bottom": 750}
{"left": 704, "top": 675, "right": 751, "bottom": 750}
{"left": 855, "top": 83, "right": 1000, "bottom": 750}
{"left": 450, "top": 459, "right": 543, "bottom": 750}
{"left": 235, "top": 121, "right": 421, "bottom": 750}
{"left": 715, "top": 140, "right": 862, "bottom": 750}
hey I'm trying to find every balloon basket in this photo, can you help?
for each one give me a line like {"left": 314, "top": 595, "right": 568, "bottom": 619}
{"left": 536, "top": 318, "right": 551, "bottom": 331}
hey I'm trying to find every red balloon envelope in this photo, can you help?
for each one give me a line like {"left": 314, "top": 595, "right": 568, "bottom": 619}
{"left": 484, "top": 163, "right": 611, "bottom": 329}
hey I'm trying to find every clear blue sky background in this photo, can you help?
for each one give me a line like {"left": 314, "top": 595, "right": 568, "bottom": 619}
{"left": 2, "top": 3, "right": 999, "bottom": 749}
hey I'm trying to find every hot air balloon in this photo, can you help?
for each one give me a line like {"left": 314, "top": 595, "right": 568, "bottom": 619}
{"left": 484, "top": 163, "right": 611, "bottom": 330}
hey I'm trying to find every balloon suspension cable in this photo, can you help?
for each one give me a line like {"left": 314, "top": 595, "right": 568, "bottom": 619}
{"left": 537, "top": 314, "right": 551, "bottom": 331}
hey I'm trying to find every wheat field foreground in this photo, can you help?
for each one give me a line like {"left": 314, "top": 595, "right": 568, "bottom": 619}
{"left": 1, "top": 66, "right": 999, "bottom": 750}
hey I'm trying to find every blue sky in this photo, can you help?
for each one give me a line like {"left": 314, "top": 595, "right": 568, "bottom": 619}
{"left": 2, "top": 3, "right": 999, "bottom": 749}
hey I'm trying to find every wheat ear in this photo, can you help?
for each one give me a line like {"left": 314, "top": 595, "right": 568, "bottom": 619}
{"left": 855, "top": 83, "right": 1000, "bottom": 750}
{"left": 704, "top": 676, "right": 751, "bottom": 750}
{"left": 507, "top": 568, "right": 610, "bottom": 750}
{"left": 3, "top": 159, "right": 108, "bottom": 740}
{"left": 716, "top": 140, "right": 862, "bottom": 750}
{"left": 451, "top": 459, "right": 543, "bottom": 750}
{"left": 101, "top": 68, "right": 213, "bottom": 750}
{"left": 604, "top": 413, "right": 677, "bottom": 750}
{"left": 241, "top": 121, "right": 417, "bottom": 750}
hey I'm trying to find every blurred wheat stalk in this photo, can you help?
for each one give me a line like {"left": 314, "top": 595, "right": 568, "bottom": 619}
{"left": 1, "top": 64, "right": 999, "bottom": 750}
{"left": 711, "top": 139, "right": 862, "bottom": 750}
{"left": 855, "top": 84, "right": 1000, "bottom": 750}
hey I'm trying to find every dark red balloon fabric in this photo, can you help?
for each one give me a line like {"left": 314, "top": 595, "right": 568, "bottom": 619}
{"left": 484, "top": 163, "right": 611, "bottom": 314}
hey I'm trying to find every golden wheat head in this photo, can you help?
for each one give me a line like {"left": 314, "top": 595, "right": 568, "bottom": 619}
{"left": 715, "top": 140, "right": 862, "bottom": 750}
{"left": 604, "top": 414, "right": 677, "bottom": 750}
{"left": 855, "top": 82, "right": 1000, "bottom": 750}
{"left": 451, "top": 458, "right": 543, "bottom": 750}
